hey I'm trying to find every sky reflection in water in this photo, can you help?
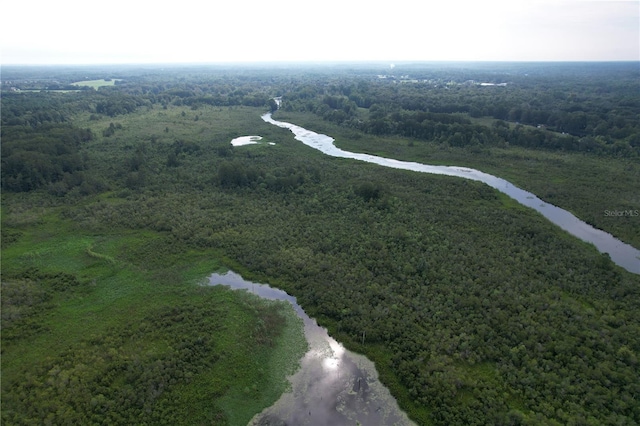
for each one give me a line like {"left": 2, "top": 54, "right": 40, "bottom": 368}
{"left": 208, "top": 271, "right": 416, "bottom": 426}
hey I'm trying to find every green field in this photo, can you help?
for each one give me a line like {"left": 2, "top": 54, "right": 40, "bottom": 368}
{"left": 71, "top": 79, "right": 121, "bottom": 89}
{"left": 1, "top": 209, "right": 307, "bottom": 425}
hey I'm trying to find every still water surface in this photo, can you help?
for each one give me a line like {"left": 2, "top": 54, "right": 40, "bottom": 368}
{"left": 261, "top": 113, "right": 640, "bottom": 274}
{"left": 208, "top": 271, "right": 415, "bottom": 426}
{"left": 231, "top": 135, "right": 263, "bottom": 146}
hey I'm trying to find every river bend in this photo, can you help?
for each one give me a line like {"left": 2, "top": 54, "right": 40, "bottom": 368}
{"left": 208, "top": 271, "right": 415, "bottom": 426}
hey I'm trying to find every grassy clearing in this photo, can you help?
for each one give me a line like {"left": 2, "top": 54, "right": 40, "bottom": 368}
{"left": 465, "top": 114, "right": 567, "bottom": 136}
{"left": 76, "top": 104, "right": 283, "bottom": 141}
{"left": 1, "top": 201, "right": 307, "bottom": 425}
{"left": 215, "top": 299, "right": 307, "bottom": 425}
{"left": 71, "top": 79, "right": 121, "bottom": 89}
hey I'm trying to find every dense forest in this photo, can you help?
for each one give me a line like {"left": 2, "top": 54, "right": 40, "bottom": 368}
{"left": 2, "top": 62, "right": 639, "bottom": 425}
{"left": 280, "top": 62, "right": 640, "bottom": 150}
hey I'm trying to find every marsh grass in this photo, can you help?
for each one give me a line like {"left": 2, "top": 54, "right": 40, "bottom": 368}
{"left": 1, "top": 201, "right": 307, "bottom": 425}
{"left": 70, "top": 79, "right": 120, "bottom": 89}
{"left": 76, "top": 105, "right": 285, "bottom": 144}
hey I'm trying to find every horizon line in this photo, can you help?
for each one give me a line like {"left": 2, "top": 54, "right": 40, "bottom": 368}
{"left": 2, "top": 59, "right": 640, "bottom": 68}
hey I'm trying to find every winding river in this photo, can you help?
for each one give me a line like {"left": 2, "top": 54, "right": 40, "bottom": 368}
{"left": 261, "top": 113, "right": 640, "bottom": 275}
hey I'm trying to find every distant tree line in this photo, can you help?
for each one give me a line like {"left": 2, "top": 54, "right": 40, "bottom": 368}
{"left": 280, "top": 66, "right": 640, "bottom": 157}
{"left": 1, "top": 123, "right": 95, "bottom": 193}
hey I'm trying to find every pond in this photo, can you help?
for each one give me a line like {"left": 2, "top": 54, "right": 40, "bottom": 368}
{"left": 230, "top": 135, "right": 276, "bottom": 147}
{"left": 208, "top": 270, "right": 416, "bottom": 426}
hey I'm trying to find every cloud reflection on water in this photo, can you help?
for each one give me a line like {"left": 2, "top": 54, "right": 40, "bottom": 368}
{"left": 207, "top": 271, "right": 416, "bottom": 426}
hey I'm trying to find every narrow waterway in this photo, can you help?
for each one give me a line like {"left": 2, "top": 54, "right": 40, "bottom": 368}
{"left": 208, "top": 270, "right": 415, "bottom": 426}
{"left": 261, "top": 113, "right": 640, "bottom": 274}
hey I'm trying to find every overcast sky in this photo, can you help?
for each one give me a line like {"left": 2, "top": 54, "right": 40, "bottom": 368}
{"left": 1, "top": 0, "right": 638, "bottom": 64}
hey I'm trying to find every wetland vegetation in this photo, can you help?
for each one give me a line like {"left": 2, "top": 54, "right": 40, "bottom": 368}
{"left": 2, "top": 62, "right": 639, "bottom": 425}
